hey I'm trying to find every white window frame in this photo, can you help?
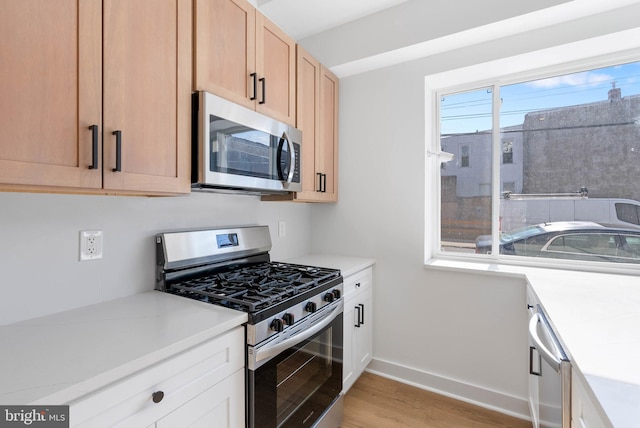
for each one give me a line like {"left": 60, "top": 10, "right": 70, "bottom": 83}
{"left": 424, "top": 31, "right": 640, "bottom": 275}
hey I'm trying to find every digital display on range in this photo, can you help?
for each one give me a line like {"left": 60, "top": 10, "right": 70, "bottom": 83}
{"left": 216, "top": 233, "right": 239, "bottom": 248}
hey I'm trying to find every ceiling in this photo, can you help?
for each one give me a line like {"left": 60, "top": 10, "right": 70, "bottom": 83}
{"left": 253, "top": 0, "right": 640, "bottom": 78}
{"left": 255, "top": 0, "right": 409, "bottom": 40}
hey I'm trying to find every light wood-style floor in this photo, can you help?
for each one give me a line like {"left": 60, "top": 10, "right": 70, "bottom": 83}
{"left": 343, "top": 372, "right": 531, "bottom": 428}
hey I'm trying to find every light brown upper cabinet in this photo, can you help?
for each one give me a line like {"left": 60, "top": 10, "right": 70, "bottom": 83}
{"left": 194, "top": 0, "right": 296, "bottom": 126}
{"left": 102, "top": 0, "right": 191, "bottom": 194}
{"left": 0, "top": 0, "right": 191, "bottom": 195}
{"left": 271, "top": 45, "right": 338, "bottom": 202}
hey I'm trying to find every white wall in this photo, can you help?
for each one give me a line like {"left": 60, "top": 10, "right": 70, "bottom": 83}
{"left": 308, "top": 1, "right": 640, "bottom": 419}
{"left": 0, "top": 192, "right": 310, "bottom": 325}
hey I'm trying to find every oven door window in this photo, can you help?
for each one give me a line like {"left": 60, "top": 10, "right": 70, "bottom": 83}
{"left": 252, "top": 314, "right": 343, "bottom": 428}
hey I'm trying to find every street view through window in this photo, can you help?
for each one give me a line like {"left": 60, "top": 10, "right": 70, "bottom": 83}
{"left": 439, "top": 60, "right": 640, "bottom": 264}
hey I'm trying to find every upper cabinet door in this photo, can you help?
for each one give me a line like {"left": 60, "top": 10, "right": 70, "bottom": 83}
{"left": 255, "top": 13, "right": 296, "bottom": 126}
{"left": 294, "top": 45, "right": 321, "bottom": 198}
{"left": 194, "top": 0, "right": 295, "bottom": 125}
{"left": 194, "top": 0, "right": 256, "bottom": 110}
{"left": 0, "top": 0, "right": 102, "bottom": 190}
{"left": 102, "top": 0, "right": 191, "bottom": 194}
{"left": 284, "top": 46, "right": 338, "bottom": 203}
{"left": 318, "top": 65, "right": 339, "bottom": 200}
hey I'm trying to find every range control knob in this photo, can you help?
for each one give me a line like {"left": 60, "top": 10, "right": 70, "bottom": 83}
{"left": 270, "top": 318, "right": 284, "bottom": 332}
{"left": 305, "top": 301, "right": 317, "bottom": 313}
{"left": 324, "top": 292, "right": 335, "bottom": 303}
{"left": 332, "top": 289, "right": 341, "bottom": 299}
{"left": 282, "top": 313, "right": 294, "bottom": 325}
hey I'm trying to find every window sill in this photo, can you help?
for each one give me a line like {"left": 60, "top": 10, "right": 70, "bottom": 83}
{"left": 425, "top": 257, "right": 527, "bottom": 279}
{"left": 424, "top": 255, "right": 640, "bottom": 280}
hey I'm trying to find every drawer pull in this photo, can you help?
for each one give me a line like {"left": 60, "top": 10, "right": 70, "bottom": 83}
{"left": 152, "top": 391, "right": 164, "bottom": 403}
{"left": 356, "top": 282, "right": 361, "bottom": 288}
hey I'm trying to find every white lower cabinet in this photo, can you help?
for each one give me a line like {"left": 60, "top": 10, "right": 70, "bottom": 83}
{"left": 571, "top": 370, "right": 611, "bottom": 428}
{"left": 69, "top": 326, "right": 245, "bottom": 428}
{"left": 342, "top": 267, "right": 373, "bottom": 393}
{"left": 155, "top": 368, "right": 244, "bottom": 428}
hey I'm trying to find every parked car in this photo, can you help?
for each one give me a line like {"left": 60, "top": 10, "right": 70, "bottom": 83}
{"left": 475, "top": 221, "right": 640, "bottom": 263}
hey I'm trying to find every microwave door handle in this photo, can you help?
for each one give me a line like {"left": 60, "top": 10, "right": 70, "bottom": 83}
{"left": 281, "top": 131, "right": 295, "bottom": 183}
{"left": 255, "top": 303, "right": 341, "bottom": 364}
{"left": 528, "top": 313, "right": 561, "bottom": 371}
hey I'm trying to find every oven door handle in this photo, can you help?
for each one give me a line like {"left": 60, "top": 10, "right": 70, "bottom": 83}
{"left": 528, "top": 313, "right": 561, "bottom": 370}
{"left": 255, "top": 303, "right": 342, "bottom": 363}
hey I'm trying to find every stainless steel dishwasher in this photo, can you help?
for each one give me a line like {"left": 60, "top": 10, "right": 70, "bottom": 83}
{"left": 527, "top": 289, "right": 571, "bottom": 428}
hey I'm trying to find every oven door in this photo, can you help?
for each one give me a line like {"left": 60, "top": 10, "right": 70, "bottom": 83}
{"left": 248, "top": 304, "right": 343, "bottom": 428}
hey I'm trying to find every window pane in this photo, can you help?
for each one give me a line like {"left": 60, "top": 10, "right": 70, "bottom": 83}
{"left": 502, "top": 140, "right": 513, "bottom": 164}
{"left": 623, "top": 236, "right": 640, "bottom": 256}
{"left": 616, "top": 203, "right": 640, "bottom": 226}
{"left": 495, "top": 61, "right": 640, "bottom": 263}
{"left": 440, "top": 88, "right": 493, "bottom": 253}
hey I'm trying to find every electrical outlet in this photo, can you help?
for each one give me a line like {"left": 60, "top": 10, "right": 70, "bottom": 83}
{"left": 278, "top": 221, "right": 286, "bottom": 237}
{"left": 80, "top": 230, "right": 103, "bottom": 261}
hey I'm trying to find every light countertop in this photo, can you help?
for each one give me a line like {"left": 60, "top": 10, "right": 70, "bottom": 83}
{"left": 0, "top": 291, "right": 247, "bottom": 405}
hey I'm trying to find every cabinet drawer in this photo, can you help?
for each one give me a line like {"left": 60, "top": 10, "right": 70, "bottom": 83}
{"left": 343, "top": 268, "right": 372, "bottom": 299}
{"left": 70, "top": 326, "right": 244, "bottom": 427}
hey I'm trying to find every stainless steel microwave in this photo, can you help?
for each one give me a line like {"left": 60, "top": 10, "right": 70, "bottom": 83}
{"left": 192, "top": 91, "right": 302, "bottom": 194}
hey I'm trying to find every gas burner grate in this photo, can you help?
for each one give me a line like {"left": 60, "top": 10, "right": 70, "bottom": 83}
{"left": 170, "top": 282, "right": 296, "bottom": 312}
{"left": 166, "top": 261, "right": 340, "bottom": 313}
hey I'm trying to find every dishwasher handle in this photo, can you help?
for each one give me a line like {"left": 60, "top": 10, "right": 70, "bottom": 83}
{"left": 529, "top": 313, "right": 561, "bottom": 371}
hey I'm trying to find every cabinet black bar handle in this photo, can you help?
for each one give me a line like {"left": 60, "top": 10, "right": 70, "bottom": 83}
{"left": 529, "top": 346, "right": 541, "bottom": 376}
{"left": 259, "top": 77, "right": 266, "bottom": 104}
{"left": 323, "top": 173, "right": 327, "bottom": 192}
{"left": 250, "top": 73, "right": 257, "bottom": 101}
{"left": 355, "top": 305, "right": 361, "bottom": 328}
{"left": 112, "top": 130, "right": 122, "bottom": 172}
{"left": 317, "top": 172, "right": 323, "bottom": 192}
{"left": 359, "top": 303, "right": 365, "bottom": 325}
{"left": 88, "top": 125, "right": 98, "bottom": 169}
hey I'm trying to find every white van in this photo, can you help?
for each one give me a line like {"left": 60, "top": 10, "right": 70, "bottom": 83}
{"left": 500, "top": 197, "right": 640, "bottom": 232}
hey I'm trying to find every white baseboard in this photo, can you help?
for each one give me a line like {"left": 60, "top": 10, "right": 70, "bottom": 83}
{"left": 365, "top": 358, "right": 531, "bottom": 422}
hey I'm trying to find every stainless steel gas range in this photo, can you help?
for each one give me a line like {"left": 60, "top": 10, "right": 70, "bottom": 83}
{"left": 156, "top": 226, "right": 344, "bottom": 428}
